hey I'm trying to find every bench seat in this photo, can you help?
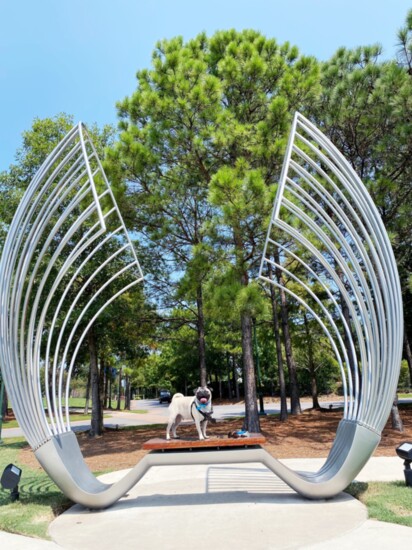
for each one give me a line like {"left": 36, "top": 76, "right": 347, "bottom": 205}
{"left": 143, "top": 434, "right": 266, "bottom": 451}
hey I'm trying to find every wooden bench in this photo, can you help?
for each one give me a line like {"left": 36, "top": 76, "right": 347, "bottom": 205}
{"left": 116, "top": 433, "right": 280, "bottom": 500}
{"left": 143, "top": 434, "right": 266, "bottom": 452}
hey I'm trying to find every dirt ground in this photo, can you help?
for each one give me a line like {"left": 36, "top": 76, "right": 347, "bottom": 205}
{"left": 18, "top": 404, "right": 412, "bottom": 473}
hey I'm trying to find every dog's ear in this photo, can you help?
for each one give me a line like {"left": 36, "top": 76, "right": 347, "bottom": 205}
{"left": 193, "top": 387, "right": 200, "bottom": 394}
{"left": 208, "top": 386, "right": 213, "bottom": 392}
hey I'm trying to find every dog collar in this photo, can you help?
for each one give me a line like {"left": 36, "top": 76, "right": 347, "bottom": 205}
{"left": 195, "top": 400, "right": 212, "bottom": 414}
{"left": 194, "top": 396, "right": 211, "bottom": 408}
{"left": 191, "top": 400, "right": 215, "bottom": 423}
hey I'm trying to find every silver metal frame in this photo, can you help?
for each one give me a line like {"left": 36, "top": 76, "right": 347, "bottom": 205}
{"left": 0, "top": 124, "right": 144, "bottom": 507}
{"left": 259, "top": 111, "right": 403, "bottom": 497}
{"left": 0, "top": 114, "right": 403, "bottom": 508}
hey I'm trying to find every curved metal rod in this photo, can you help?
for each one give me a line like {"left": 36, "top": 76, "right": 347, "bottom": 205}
{"left": 34, "top": 417, "right": 380, "bottom": 508}
{"left": 259, "top": 111, "right": 403, "bottom": 497}
{"left": 0, "top": 124, "right": 145, "bottom": 508}
{"left": 0, "top": 114, "right": 403, "bottom": 507}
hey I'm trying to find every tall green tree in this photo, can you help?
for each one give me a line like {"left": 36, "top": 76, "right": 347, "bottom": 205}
{"left": 397, "top": 8, "right": 412, "bottom": 74}
{"left": 106, "top": 35, "right": 220, "bottom": 387}
{"left": 109, "top": 30, "right": 320, "bottom": 431}
{"left": 0, "top": 114, "right": 75, "bottom": 247}
{"left": 396, "top": 8, "right": 412, "bottom": 387}
{"left": 315, "top": 33, "right": 412, "bottom": 429}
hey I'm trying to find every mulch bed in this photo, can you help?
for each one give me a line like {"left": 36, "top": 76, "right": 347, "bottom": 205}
{"left": 18, "top": 405, "right": 412, "bottom": 472}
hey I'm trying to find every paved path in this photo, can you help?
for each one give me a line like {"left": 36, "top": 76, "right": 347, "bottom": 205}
{"left": 1, "top": 400, "right": 411, "bottom": 548}
{"left": 0, "top": 457, "right": 410, "bottom": 549}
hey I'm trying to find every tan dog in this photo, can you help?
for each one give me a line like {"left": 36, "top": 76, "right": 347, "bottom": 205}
{"left": 166, "top": 386, "right": 213, "bottom": 440}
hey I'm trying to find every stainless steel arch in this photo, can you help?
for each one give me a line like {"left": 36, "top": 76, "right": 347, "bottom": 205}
{"left": 258, "top": 111, "right": 403, "bottom": 497}
{"left": 0, "top": 123, "right": 146, "bottom": 507}
{"left": 0, "top": 114, "right": 403, "bottom": 507}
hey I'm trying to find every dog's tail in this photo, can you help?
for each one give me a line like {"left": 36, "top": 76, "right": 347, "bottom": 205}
{"left": 171, "top": 393, "right": 184, "bottom": 401}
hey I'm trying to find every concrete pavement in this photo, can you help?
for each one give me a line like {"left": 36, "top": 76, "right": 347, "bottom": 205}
{"left": 1, "top": 400, "right": 411, "bottom": 548}
{"left": 0, "top": 456, "right": 410, "bottom": 549}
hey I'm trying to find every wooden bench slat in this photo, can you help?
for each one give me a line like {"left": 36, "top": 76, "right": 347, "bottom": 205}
{"left": 143, "top": 433, "right": 266, "bottom": 451}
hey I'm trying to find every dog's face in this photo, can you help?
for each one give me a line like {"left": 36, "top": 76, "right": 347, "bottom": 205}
{"left": 194, "top": 386, "right": 212, "bottom": 405}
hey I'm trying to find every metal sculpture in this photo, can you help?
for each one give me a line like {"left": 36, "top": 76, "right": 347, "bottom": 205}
{"left": 0, "top": 113, "right": 403, "bottom": 507}
{"left": 259, "top": 111, "right": 403, "bottom": 496}
{"left": 0, "top": 123, "right": 145, "bottom": 507}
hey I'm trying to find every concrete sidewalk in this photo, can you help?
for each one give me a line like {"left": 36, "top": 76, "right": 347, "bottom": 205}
{"left": 0, "top": 456, "right": 410, "bottom": 549}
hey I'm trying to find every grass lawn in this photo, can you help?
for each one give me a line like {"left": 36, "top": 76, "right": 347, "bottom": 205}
{"left": 2, "top": 407, "right": 148, "bottom": 430}
{"left": 2, "top": 414, "right": 92, "bottom": 429}
{"left": 0, "top": 438, "right": 70, "bottom": 539}
{"left": 42, "top": 397, "right": 136, "bottom": 410}
{"left": 346, "top": 481, "right": 412, "bottom": 527}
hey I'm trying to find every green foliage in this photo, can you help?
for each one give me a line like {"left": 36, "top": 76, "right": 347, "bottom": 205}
{"left": 0, "top": 114, "right": 72, "bottom": 246}
{"left": 235, "top": 282, "right": 266, "bottom": 317}
{"left": 2, "top": 17, "right": 412, "bottom": 403}
{"left": 141, "top": 320, "right": 200, "bottom": 392}
{"left": 317, "top": 41, "right": 412, "bottom": 289}
{"left": 105, "top": 29, "right": 322, "bottom": 408}
{"left": 398, "top": 360, "right": 411, "bottom": 391}
{"left": 396, "top": 8, "right": 412, "bottom": 74}
{"left": 206, "top": 267, "right": 267, "bottom": 320}
{"left": 296, "top": 350, "right": 341, "bottom": 396}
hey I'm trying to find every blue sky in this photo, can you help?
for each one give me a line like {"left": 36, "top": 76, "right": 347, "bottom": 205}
{"left": 0, "top": 0, "right": 409, "bottom": 171}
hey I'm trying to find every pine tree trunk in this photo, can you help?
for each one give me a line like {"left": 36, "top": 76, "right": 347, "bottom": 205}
{"left": 310, "top": 375, "right": 320, "bottom": 409}
{"left": 116, "top": 367, "right": 122, "bottom": 411}
{"left": 108, "top": 374, "right": 112, "bottom": 409}
{"left": 226, "top": 353, "right": 233, "bottom": 399}
{"left": 48, "top": 368, "right": 55, "bottom": 414}
{"left": 303, "top": 313, "right": 321, "bottom": 410}
{"left": 241, "top": 311, "right": 260, "bottom": 433}
{"left": 404, "top": 331, "right": 412, "bottom": 388}
{"left": 196, "top": 285, "right": 208, "bottom": 386}
{"left": 233, "top": 355, "right": 240, "bottom": 399}
{"left": 391, "top": 394, "right": 404, "bottom": 432}
{"left": 124, "top": 375, "right": 131, "bottom": 410}
{"left": 337, "top": 266, "right": 358, "bottom": 391}
{"left": 88, "top": 326, "right": 103, "bottom": 437}
{"left": 267, "top": 264, "right": 288, "bottom": 421}
{"left": 84, "top": 367, "right": 91, "bottom": 415}
{"left": 103, "top": 361, "right": 109, "bottom": 409}
{"left": 99, "top": 355, "right": 105, "bottom": 411}
{"left": 279, "top": 289, "right": 301, "bottom": 415}
{"left": 274, "top": 250, "right": 301, "bottom": 415}
{"left": 1, "top": 385, "right": 7, "bottom": 418}
{"left": 342, "top": 299, "right": 358, "bottom": 386}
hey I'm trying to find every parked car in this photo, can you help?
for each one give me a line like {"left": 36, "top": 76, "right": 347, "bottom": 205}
{"left": 159, "top": 390, "right": 172, "bottom": 404}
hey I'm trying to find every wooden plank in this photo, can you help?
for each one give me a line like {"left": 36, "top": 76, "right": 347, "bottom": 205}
{"left": 143, "top": 434, "right": 266, "bottom": 451}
